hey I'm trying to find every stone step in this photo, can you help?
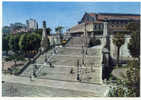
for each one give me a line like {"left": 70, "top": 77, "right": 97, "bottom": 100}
{"left": 20, "top": 64, "right": 102, "bottom": 84}
{"left": 20, "top": 44, "right": 103, "bottom": 84}
{"left": 57, "top": 48, "right": 101, "bottom": 56}
{"left": 65, "top": 37, "right": 84, "bottom": 47}
{"left": 38, "top": 72, "right": 102, "bottom": 84}
{"left": 51, "top": 56, "right": 102, "bottom": 66}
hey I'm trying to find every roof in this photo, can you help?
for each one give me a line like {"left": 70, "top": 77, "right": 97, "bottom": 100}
{"left": 68, "top": 21, "right": 103, "bottom": 33}
{"left": 99, "top": 13, "right": 140, "bottom": 16}
{"left": 88, "top": 13, "right": 96, "bottom": 17}
{"left": 87, "top": 12, "right": 140, "bottom": 20}
{"left": 68, "top": 23, "right": 85, "bottom": 33}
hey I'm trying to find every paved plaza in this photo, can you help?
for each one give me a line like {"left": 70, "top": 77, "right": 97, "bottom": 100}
{"left": 2, "top": 75, "right": 109, "bottom": 97}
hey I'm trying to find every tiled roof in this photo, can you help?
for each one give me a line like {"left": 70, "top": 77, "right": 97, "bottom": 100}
{"left": 69, "top": 21, "right": 102, "bottom": 33}
{"left": 68, "top": 23, "right": 85, "bottom": 33}
{"left": 87, "top": 12, "right": 140, "bottom": 20}
{"left": 88, "top": 13, "right": 96, "bottom": 17}
{"left": 97, "top": 14, "right": 140, "bottom": 20}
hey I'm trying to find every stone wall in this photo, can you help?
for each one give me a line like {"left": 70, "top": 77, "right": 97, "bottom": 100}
{"left": 109, "top": 35, "right": 131, "bottom": 62}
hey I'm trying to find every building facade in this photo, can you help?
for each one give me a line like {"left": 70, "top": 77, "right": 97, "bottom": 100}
{"left": 2, "top": 26, "right": 11, "bottom": 35}
{"left": 26, "top": 18, "right": 38, "bottom": 31}
{"left": 68, "top": 12, "right": 140, "bottom": 36}
{"left": 9, "top": 22, "right": 27, "bottom": 34}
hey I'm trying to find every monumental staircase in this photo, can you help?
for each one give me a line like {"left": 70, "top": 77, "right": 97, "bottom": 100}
{"left": 65, "top": 37, "right": 84, "bottom": 47}
{"left": 19, "top": 37, "right": 108, "bottom": 96}
{"left": 21, "top": 37, "right": 103, "bottom": 84}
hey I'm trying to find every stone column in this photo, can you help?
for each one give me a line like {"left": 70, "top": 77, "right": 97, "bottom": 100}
{"left": 102, "top": 22, "right": 110, "bottom": 50}
{"left": 102, "top": 22, "right": 108, "bottom": 48}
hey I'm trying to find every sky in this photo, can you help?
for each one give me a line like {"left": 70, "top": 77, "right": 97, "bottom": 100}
{"left": 2, "top": 2, "right": 140, "bottom": 32}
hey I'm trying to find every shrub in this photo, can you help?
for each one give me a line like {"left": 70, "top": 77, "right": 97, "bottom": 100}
{"left": 89, "top": 38, "right": 101, "bottom": 47}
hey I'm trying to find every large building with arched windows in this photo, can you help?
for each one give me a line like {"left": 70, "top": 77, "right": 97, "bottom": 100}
{"left": 68, "top": 12, "right": 140, "bottom": 37}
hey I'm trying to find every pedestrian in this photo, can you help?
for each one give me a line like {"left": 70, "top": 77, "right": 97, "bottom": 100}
{"left": 30, "top": 74, "right": 33, "bottom": 81}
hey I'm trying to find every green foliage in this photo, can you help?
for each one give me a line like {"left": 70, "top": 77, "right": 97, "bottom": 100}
{"left": 126, "top": 60, "right": 140, "bottom": 97}
{"left": 127, "top": 22, "right": 140, "bottom": 59}
{"left": 19, "top": 33, "right": 41, "bottom": 53}
{"left": 112, "top": 33, "right": 125, "bottom": 66}
{"left": 108, "top": 73, "right": 118, "bottom": 80}
{"left": 2, "top": 35, "right": 10, "bottom": 54}
{"left": 126, "top": 22, "right": 140, "bottom": 33}
{"left": 8, "top": 34, "right": 21, "bottom": 52}
{"left": 108, "top": 60, "right": 140, "bottom": 97}
{"left": 89, "top": 37, "right": 101, "bottom": 47}
{"left": 108, "top": 86, "right": 128, "bottom": 97}
{"left": 128, "top": 32, "right": 140, "bottom": 58}
{"left": 113, "top": 33, "right": 125, "bottom": 48}
{"left": 6, "top": 54, "right": 25, "bottom": 61}
{"left": 6, "top": 53, "right": 25, "bottom": 66}
{"left": 35, "top": 28, "right": 42, "bottom": 36}
{"left": 36, "top": 27, "right": 52, "bottom": 35}
{"left": 55, "top": 26, "right": 64, "bottom": 34}
{"left": 46, "top": 27, "right": 52, "bottom": 35}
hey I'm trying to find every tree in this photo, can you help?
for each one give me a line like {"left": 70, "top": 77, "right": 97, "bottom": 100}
{"left": 55, "top": 26, "right": 64, "bottom": 34}
{"left": 8, "top": 34, "right": 21, "bottom": 53}
{"left": 113, "top": 33, "right": 125, "bottom": 66}
{"left": 55, "top": 26, "right": 64, "bottom": 43}
{"left": 126, "top": 60, "right": 140, "bottom": 97}
{"left": 2, "top": 35, "right": 10, "bottom": 55}
{"left": 126, "top": 22, "right": 140, "bottom": 33}
{"left": 19, "top": 33, "right": 41, "bottom": 56}
{"left": 46, "top": 27, "right": 52, "bottom": 35}
{"left": 5, "top": 53, "right": 25, "bottom": 66}
{"left": 36, "top": 27, "right": 52, "bottom": 36}
{"left": 89, "top": 37, "right": 101, "bottom": 47}
{"left": 127, "top": 22, "right": 140, "bottom": 60}
{"left": 35, "top": 28, "right": 42, "bottom": 36}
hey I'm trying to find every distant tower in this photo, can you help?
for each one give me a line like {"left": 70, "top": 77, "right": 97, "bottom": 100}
{"left": 26, "top": 18, "right": 38, "bottom": 31}
{"left": 41, "top": 21, "right": 50, "bottom": 52}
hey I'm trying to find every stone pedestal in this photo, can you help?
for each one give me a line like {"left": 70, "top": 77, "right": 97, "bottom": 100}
{"left": 41, "top": 21, "right": 50, "bottom": 52}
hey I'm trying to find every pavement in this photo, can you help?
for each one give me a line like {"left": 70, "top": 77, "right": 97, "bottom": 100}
{"left": 2, "top": 74, "right": 109, "bottom": 97}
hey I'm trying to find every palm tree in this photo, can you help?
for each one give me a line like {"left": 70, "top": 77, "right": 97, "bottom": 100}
{"left": 55, "top": 26, "right": 64, "bottom": 43}
{"left": 55, "top": 26, "right": 64, "bottom": 34}
{"left": 112, "top": 32, "right": 125, "bottom": 67}
{"left": 46, "top": 27, "right": 52, "bottom": 35}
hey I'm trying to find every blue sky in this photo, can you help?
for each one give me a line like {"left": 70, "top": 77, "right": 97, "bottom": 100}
{"left": 3, "top": 2, "right": 140, "bottom": 32}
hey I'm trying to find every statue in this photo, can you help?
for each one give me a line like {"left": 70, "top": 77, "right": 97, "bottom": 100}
{"left": 40, "top": 21, "right": 50, "bottom": 52}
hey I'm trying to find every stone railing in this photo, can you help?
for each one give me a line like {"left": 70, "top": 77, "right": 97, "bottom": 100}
{"left": 15, "top": 50, "right": 42, "bottom": 75}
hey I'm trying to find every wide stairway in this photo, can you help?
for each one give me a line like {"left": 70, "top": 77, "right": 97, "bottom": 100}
{"left": 19, "top": 37, "right": 108, "bottom": 96}
{"left": 21, "top": 46, "right": 103, "bottom": 84}
{"left": 65, "top": 37, "right": 84, "bottom": 47}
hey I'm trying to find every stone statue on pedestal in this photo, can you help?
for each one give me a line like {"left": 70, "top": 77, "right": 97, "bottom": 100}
{"left": 40, "top": 21, "right": 50, "bottom": 52}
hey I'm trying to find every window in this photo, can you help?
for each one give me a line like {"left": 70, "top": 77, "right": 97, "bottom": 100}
{"left": 100, "top": 24, "right": 103, "bottom": 29}
{"left": 99, "top": 24, "right": 101, "bottom": 30}
{"left": 94, "top": 25, "right": 97, "bottom": 30}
